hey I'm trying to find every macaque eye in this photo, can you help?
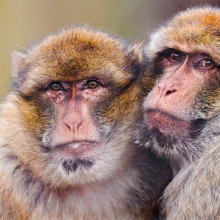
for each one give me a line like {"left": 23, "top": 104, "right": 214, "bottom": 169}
{"left": 170, "top": 52, "right": 184, "bottom": 62}
{"left": 197, "top": 58, "right": 215, "bottom": 70}
{"left": 86, "top": 80, "right": 100, "bottom": 89}
{"left": 49, "top": 82, "right": 64, "bottom": 91}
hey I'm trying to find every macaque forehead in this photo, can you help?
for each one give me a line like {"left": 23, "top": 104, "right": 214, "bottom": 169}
{"left": 26, "top": 28, "right": 132, "bottom": 87}
{"left": 149, "top": 7, "right": 220, "bottom": 63}
{"left": 166, "top": 8, "right": 220, "bottom": 59}
{"left": 167, "top": 7, "right": 220, "bottom": 41}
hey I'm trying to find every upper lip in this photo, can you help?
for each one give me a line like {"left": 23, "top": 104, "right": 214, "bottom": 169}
{"left": 55, "top": 140, "right": 99, "bottom": 149}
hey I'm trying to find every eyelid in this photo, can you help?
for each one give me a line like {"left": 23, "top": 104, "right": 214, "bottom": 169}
{"left": 195, "top": 58, "right": 215, "bottom": 70}
{"left": 82, "top": 78, "right": 103, "bottom": 90}
{"left": 161, "top": 49, "right": 183, "bottom": 57}
{"left": 170, "top": 53, "right": 184, "bottom": 61}
{"left": 48, "top": 81, "right": 66, "bottom": 91}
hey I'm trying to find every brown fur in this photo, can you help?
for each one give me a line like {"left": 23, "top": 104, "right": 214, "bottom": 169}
{"left": 0, "top": 27, "right": 172, "bottom": 219}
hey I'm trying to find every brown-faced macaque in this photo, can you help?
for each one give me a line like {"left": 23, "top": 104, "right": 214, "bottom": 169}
{"left": 0, "top": 27, "right": 172, "bottom": 220}
{"left": 137, "top": 6, "right": 220, "bottom": 219}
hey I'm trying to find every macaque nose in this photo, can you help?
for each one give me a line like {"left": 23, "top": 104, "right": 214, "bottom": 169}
{"left": 63, "top": 116, "right": 83, "bottom": 132}
{"left": 62, "top": 103, "right": 85, "bottom": 132}
{"left": 157, "top": 81, "right": 179, "bottom": 98}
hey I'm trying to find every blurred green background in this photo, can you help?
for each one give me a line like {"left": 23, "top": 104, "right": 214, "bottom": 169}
{"left": 0, "top": 0, "right": 219, "bottom": 99}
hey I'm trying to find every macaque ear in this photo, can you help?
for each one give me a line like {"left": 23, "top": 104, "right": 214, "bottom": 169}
{"left": 11, "top": 51, "right": 28, "bottom": 89}
{"left": 126, "top": 43, "right": 146, "bottom": 77}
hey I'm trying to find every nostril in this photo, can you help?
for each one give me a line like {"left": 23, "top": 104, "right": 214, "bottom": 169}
{"left": 64, "top": 121, "right": 72, "bottom": 131}
{"left": 165, "top": 89, "right": 177, "bottom": 96}
{"left": 77, "top": 120, "right": 83, "bottom": 130}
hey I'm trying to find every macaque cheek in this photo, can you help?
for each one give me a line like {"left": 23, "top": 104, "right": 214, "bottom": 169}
{"left": 193, "top": 86, "right": 220, "bottom": 118}
{"left": 17, "top": 98, "right": 54, "bottom": 138}
{"left": 44, "top": 90, "right": 67, "bottom": 103}
{"left": 93, "top": 91, "right": 141, "bottom": 139}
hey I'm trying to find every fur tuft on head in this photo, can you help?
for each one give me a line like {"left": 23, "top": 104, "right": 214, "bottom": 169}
{"left": 146, "top": 6, "right": 220, "bottom": 64}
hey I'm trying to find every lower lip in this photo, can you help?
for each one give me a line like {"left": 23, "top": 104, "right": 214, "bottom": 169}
{"left": 55, "top": 142, "right": 99, "bottom": 158}
{"left": 145, "top": 110, "right": 190, "bottom": 136}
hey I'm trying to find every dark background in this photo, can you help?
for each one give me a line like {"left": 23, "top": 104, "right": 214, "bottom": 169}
{"left": 0, "top": 0, "right": 219, "bottom": 98}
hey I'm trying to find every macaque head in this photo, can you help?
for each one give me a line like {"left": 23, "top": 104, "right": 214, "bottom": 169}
{"left": 139, "top": 7, "right": 220, "bottom": 161}
{"left": 6, "top": 27, "right": 142, "bottom": 188}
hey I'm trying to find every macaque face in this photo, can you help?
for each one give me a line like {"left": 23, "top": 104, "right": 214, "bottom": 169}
{"left": 42, "top": 79, "right": 108, "bottom": 172}
{"left": 143, "top": 48, "right": 220, "bottom": 141}
{"left": 11, "top": 29, "right": 141, "bottom": 188}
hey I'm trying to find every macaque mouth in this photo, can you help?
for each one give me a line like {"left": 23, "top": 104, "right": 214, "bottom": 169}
{"left": 62, "top": 158, "right": 94, "bottom": 173}
{"left": 144, "top": 108, "right": 191, "bottom": 137}
{"left": 55, "top": 141, "right": 99, "bottom": 159}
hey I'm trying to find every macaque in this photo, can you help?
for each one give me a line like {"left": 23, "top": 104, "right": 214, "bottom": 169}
{"left": 138, "top": 6, "right": 220, "bottom": 219}
{"left": 0, "top": 27, "right": 172, "bottom": 220}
